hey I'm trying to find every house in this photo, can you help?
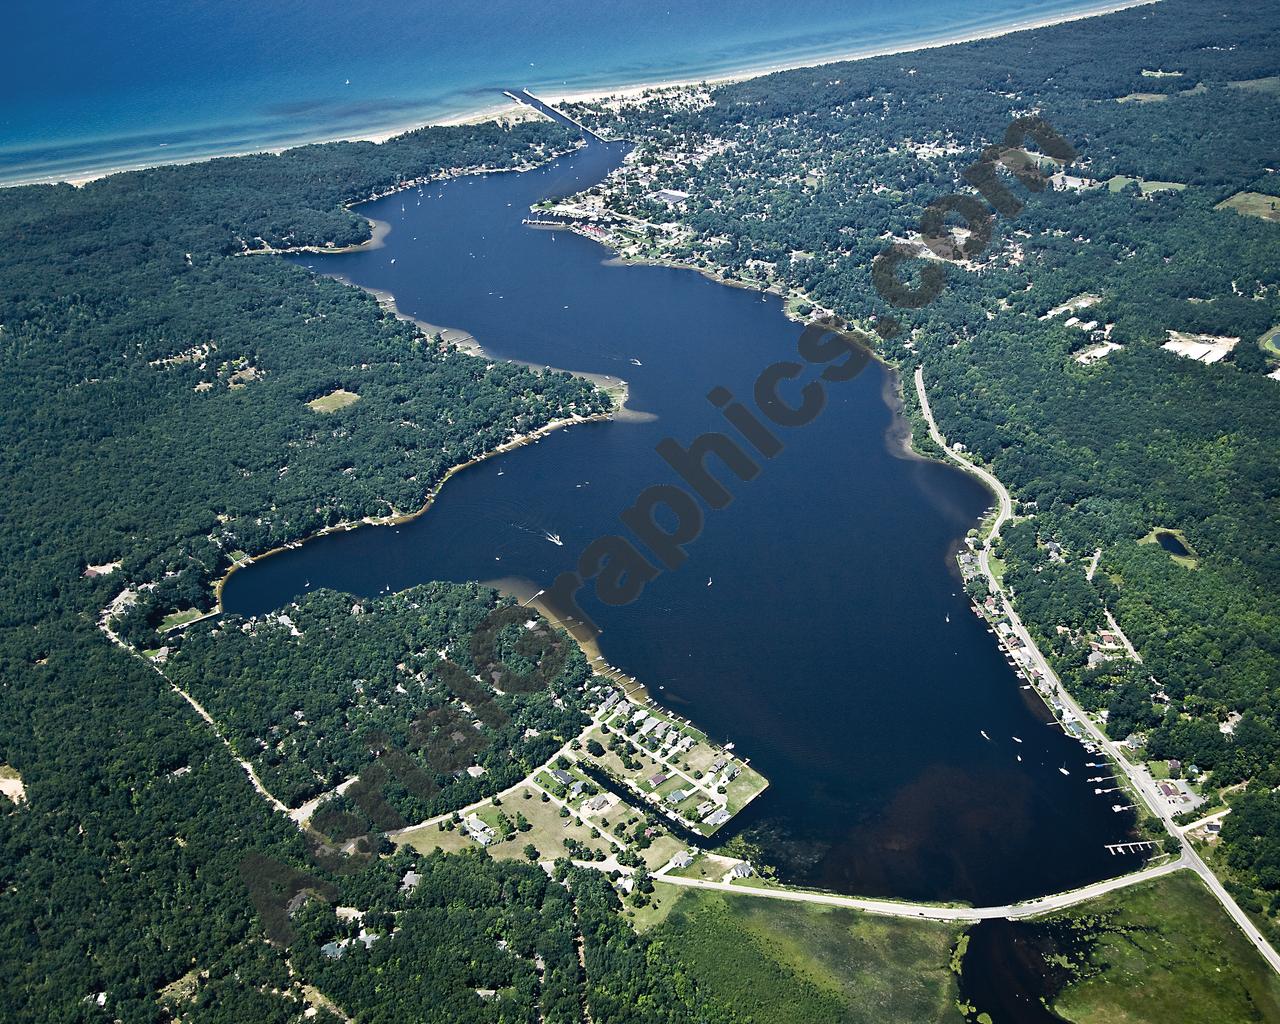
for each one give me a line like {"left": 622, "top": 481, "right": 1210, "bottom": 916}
{"left": 465, "top": 814, "right": 496, "bottom": 846}
{"left": 671, "top": 849, "right": 695, "bottom": 869}
{"left": 646, "top": 772, "right": 668, "bottom": 788}
{"left": 550, "top": 768, "right": 574, "bottom": 786}
{"left": 584, "top": 794, "right": 611, "bottom": 812}
{"left": 568, "top": 780, "right": 586, "bottom": 799}
{"left": 704, "top": 808, "right": 731, "bottom": 827}
{"left": 400, "top": 869, "right": 422, "bottom": 893}
{"left": 729, "top": 862, "right": 754, "bottom": 879}
{"left": 649, "top": 188, "right": 691, "bottom": 205}
{"left": 285, "top": 891, "right": 313, "bottom": 918}
{"left": 598, "top": 689, "right": 621, "bottom": 715}
{"left": 666, "top": 788, "right": 688, "bottom": 804}
{"left": 695, "top": 800, "right": 716, "bottom": 818}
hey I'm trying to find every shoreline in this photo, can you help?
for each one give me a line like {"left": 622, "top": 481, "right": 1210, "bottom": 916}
{"left": 538, "top": 0, "right": 1160, "bottom": 109}
{"left": 6, "top": 0, "right": 1159, "bottom": 190}
{"left": 214, "top": 398, "right": 625, "bottom": 614}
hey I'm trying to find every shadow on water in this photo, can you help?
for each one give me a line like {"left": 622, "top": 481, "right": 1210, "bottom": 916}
{"left": 220, "top": 121, "right": 1138, "bottom": 905}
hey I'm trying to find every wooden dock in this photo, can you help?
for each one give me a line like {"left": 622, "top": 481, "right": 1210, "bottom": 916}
{"left": 1105, "top": 839, "right": 1159, "bottom": 855}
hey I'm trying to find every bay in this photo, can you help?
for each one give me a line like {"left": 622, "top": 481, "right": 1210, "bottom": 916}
{"left": 220, "top": 135, "right": 1137, "bottom": 905}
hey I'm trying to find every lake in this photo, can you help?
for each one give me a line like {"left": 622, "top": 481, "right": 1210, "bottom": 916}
{"left": 220, "top": 131, "right": 1137, "bottom": 906}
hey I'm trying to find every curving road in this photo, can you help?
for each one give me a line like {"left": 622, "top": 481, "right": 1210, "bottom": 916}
{"left": 656, "top": 855, "right": 1189, "bottom": 922}
{"left": 914, "top": 364, "right": 1280, "bottom": 973}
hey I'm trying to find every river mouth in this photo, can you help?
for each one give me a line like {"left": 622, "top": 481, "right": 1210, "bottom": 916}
{"left": 220, "top": 136, "right": 1137, "bottom": 905}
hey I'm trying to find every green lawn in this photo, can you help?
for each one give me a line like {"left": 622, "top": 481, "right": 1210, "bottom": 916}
{"left": 1216, "top": 192, "right": 1280, "bottom": 224}
{"left": 653, "top": 888, "right": 965, "bottom": 1024}
{"left": 1046, "top": 872, "right": 1280, "bottom": 1024}
{"left": 1107, "top": 175, "right": 1187, "bottom": 194}
{"left": 307, "top": 388, "right": 361, "bottom": 413}
{"left": 158, "top": 608, "right": 205, "bottom": 632}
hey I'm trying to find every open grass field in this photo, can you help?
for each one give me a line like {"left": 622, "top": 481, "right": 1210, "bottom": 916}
{"left": 307, "top": 388, "right": 361, "bottom": 413}
{"left": 1106, "top": 175, "right": 1187, "bottom": 194}
{"left": 394, "top": 785, "right": 614, "bottom": 863}
{"left": 1230, "top": 76, "right": 1280, "bottom": 96}
{"left": 159, "top": 607, "right": 205, "bottom": 632}
{"left": 652, "top": 887, "right": 965, "bottom": 1024}
{"left": 1217, "top": 192, "right": 1280, "bottom": 224}
{"left": 1047, "top": 872, "right": 1280, "bottom": 1024}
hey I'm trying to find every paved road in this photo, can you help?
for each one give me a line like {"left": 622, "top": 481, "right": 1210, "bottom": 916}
{"left": 915, "top": 365, "right": 1012, "bottom": 542}
{"left": 656, "top": 856, "right": 1189, "bottom": 922}
{"left": 915, "top": 364, "right": 1280, "bottom": 974}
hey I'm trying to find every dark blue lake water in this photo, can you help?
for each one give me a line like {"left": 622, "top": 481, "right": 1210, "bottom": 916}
{"left": 220, "top": 136, "right": 1136, "bottom": 905}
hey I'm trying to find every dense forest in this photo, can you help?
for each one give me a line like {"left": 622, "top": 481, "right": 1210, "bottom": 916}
{"left": 166, "top": 584, "right": 590, "bottom": 819}
{"left": 569, "top": 0, "right": 1280, "bottom": 935}
{"left": 0, "top": 118, "right": 620, "bottom": 1021}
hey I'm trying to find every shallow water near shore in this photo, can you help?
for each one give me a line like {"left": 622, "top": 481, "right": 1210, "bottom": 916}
{"left": 7, "top": 0, "right": 1140, "bottom": 185}
{"left": 220, "top": 136, "right": 1138, "bottom": 906}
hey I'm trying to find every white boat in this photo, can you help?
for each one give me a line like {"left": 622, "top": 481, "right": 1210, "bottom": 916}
{"left": 706, "top": 577, "right": 713, "bottom": 587}
{"left": 1059, "top": 765, "right": 1070, "bottom": 776}
{"left": 630, "top": 357, "right": 642, "bottom": 366}
{"left": 544, "top": 532, "right": 564, "bottom": 546}
{"left": 1011, "top": 735, "right": 1022, "bottom": 743}
{"left": 979, "top": 730, "right": 990, "bottom": 741}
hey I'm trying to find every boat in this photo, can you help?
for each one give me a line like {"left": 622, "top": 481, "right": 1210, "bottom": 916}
{"left": 979, "top": 730, "right": 990, "bottom": 741}
{"left": 1011, "top": 735, "right": 1022, "bottom": 743}
{"left": 706, "top": 577, "right": 713, "bottom": 587}
{"left": 544, "top": 532, "right": 564, "bottom": 546}
{"left": 630, "top": 357, "right": 642, "bottom": 366}
{"left": 1059, "top": 765, "right": 1070, "bottom": 776}
{"left": 944, "top": 613, "right": 950, "bottom": 623}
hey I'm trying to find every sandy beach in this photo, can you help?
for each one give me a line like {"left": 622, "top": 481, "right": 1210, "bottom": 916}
{"left": 23, "top": 0, "right": 1159, "bottom": 190}
{"left": 535, "top": 0, "right": 1160, "bottom": 108}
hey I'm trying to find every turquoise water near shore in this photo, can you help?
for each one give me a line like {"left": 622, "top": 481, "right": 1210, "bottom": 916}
{"left": 6, "top": 0, "right": 1131, "bottom": 185}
